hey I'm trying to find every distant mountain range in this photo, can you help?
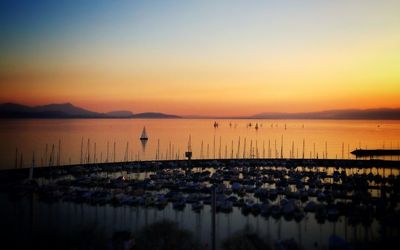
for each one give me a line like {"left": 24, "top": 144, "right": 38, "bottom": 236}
{"left": 1, "top": 103, "right": 399, "bottom": 120}
{"left": 0, "top": 103, "right": 180, "bottom": 119}
{"left": 251, "top": 108, "right": 400, "bottom": 120}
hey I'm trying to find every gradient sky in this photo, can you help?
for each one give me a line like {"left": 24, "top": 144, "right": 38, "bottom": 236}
{"left": 1, "top": 0, "right": 399, "bottom": 116}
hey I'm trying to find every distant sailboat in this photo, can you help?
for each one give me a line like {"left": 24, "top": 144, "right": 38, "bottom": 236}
{"left": 140, "top": 127, "right": 148, "bottom": 141}
{"left": 214, "top": 121, "right": 219, "bottom": 128}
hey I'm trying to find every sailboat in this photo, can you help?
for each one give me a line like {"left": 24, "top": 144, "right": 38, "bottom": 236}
{"left": 140, "top": 127, "right": 148, "bottom": 141}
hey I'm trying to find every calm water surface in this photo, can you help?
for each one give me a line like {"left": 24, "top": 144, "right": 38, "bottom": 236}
{"left": 1, "top": 119, "right": 400, "bottom": 169}
{"left": 0, "top": 194, "right": 383, "bottom": 250}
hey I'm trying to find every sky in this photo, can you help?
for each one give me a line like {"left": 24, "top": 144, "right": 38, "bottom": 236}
{"left": 0, "top": 0, "right": 399, "bottom": 116}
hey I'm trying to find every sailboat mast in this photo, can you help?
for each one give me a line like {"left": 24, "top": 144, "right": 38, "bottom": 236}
{"left": 113, "top": 141, "right": 116, "bottom": 162}
{"left": 94, "top": 142, "right": 97, "bottom": 163}
{"left": 15, "top": 148, "right": 18, "bottom": 169}
{"left": 29, "top": 152, "right": 35, "bottom": 180}
{"left": 58, "top": 139, "right": 61, "bottom": 166}
{"left": 80, "top": 138, "right": 83, "bottom": 164}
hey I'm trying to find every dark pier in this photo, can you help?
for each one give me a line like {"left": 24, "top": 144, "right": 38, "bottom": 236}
{"left": 351, "top": 149, "right": 400, "bottom": 157}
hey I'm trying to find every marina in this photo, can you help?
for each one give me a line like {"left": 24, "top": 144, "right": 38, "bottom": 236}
{"left": 1, "top": 157, "right": 399, "bottom": 249}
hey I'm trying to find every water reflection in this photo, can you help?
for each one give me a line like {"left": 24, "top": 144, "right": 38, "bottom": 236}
{"left": 1, "top": 119, "right": 400, "bottom": 169}
{"left": 1, "top": 159, "right": 399, "bottom": 250}
{"left": 140, "top": 139, "right": 147, "bottom": 154}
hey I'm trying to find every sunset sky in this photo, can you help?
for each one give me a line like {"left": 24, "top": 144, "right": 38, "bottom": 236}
{"left": 1, "top": 0, "right": 399, "bottom": 116}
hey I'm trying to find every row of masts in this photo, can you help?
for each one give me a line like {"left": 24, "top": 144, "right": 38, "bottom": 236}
{"left": 14, "top": 137, "right": 145, "bottom": 169}
{"left": 196, "top": 136, "right": 340, "bottom": 160}
{"left": 15, "top": 135, "right": 382, "bottom": 169}
{"left": 14, "top": 139, "right": 62, "bottom": 169}
{"left": 12, "top": 122, "right": 400, "bottom": 168}
{"left": 12, "top": 123, "right": 399, "bottom": 168}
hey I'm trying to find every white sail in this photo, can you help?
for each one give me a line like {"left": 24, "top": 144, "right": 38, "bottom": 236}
{"left": 140, "top": 127, "right": 148, "bottom": 140}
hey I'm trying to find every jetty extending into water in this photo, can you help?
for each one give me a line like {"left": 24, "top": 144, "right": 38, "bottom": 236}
{"left": 351, "top": 149, "right": 400, "bottom": 157}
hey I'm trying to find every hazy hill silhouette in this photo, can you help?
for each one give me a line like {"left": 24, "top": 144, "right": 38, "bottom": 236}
{"left": 0, "top": 103, "right": 180, "bottom": 119}
{"left": 252, "top": 108, "right": 400, "bottom": 120}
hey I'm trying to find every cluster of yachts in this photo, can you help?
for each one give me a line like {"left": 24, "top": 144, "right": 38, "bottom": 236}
{"left": 4, "top": 160, "right": 399, "bottom": 227}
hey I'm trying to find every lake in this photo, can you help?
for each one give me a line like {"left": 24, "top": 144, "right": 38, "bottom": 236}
{"left": 1, "top": 118, "right": 400, "bottom": 249}
{"left": 1, "top": 119, "right": 400, "bottom": 169}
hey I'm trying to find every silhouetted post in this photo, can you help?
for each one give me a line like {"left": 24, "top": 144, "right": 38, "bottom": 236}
{"left": 236, "top": 137, "right": 241, "bottom": 159}
{"left": 292, "top": 141, "right": 294, "bottom": 158}
{"left": 256, "top": 140, "right": 259, "bottom": 158}
{"left": 231, "top": 140, "right": 234, "bottom": 159}
{"left": 15, "top": 148, "right": 18, "bottom": 169}
{"left": 342, "top": 142, "right": 344, "bottom": 159}
{"left": 200, "top": 140, "right": 204, "bottom": 159}
{"left": 169, "top": 141, "right": 171, "bottom": 160}
{"left": 157, "top": 139, "right": 160, "bottom": 160}
{"left": 250, "top": 140, "right": 253, "bottom": 158}
{"left": 243, "top": 138, "right": 247, "bottom": 158}
{"left": 313, "top": 143, "right": 316, "bottom": 159}
{"left": 185, "top": 136, "right": 192, "bottom": 172}
{"left": 87, "top": 139, "right": 90, "bottom": 164}
{"left": 49, "top": 144, "right": 54, "bottom": 166}
{"left": 224, "top": 144, "right": 227, "bottom": 159}
{"left": 80, "top": 138, "right": 83, "bottom": 164}
{"left": 113, "top": 141, "right": 116, "bottom": 162}
{"left": 268, "top": 139, "right": 271, "bottom": 158}
{"left": 263, "top": 140, "right": 265, "bottom": 158}
{"left": 124, "top": 142, "right": 129, "bottom": 162}
{"left": 57, "top": 139, "right": 61, "bottom": 166}
{"left": 213, "top": 135, "right": 216, "bottom": 159}
{"left": 106, "top": 141, "right": 109, "bottom": 163}
{"left": 29, "top": 152, "right": 35, "bottom": 180}
{"left": 325, "top": 141, "right": 328, "bottom": 159}
{"left": 218, "top": 136, "right": 222, "bottom": 159}
{"left": 94, "top": 142, "right": 97, "bottom": 163}
{"left": 45, "top": 144, "right": 48, "bottom": 166}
